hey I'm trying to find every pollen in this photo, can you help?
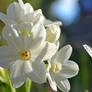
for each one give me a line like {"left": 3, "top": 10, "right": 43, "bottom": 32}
{"left": 50, "top": 62, "right": 62, "bottom": 73}
{"left": 20, "top": 50, "right": 30, "bottom": 60}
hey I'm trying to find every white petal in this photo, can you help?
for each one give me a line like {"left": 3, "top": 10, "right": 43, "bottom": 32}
{"left": 6, "top": 1, "right": 41, "bottom": 24}
{"left": 7, "top": 2, "right": 19, "bottom": 21}
{"left": 2, "top": 25, "right": 25, "bottom": 52}
{"left": 32, "top": 41, "right": 59, "bottom": 60}
{"left": 18, "top": 22, "right": 33, "bottom": 32}
{"left": 11, "top": 79, "right": 24, "bottom": 88}
{"left": 7, "top": 2, "right": 25, "bottom": 23}
{"left": 53, "top": 73, "right": 70, "bottom": 92}
{"left": 55, "top": 45, "right": 72, "bottom": 63}
{"left": 18, "top": 0, "right": 24, "bottom": 7}
{"left": 0, "top": 12, "right": 16, "bottom": 25}
{"left": 44, "top": 19, "right": 62, "bottom": 26}
{"left": 24, "top": 9, "right": 44, "bottom": 24}
{"left": 46, "top": 73, "right": 57, "bottom": 91}
{"left": 18, "top": 22, "right": 33, "bottom": 29}
{"left": 24, "top": 60, "right": 33, "bottom": 74}
{"left": 28, "top": 61, "right": 46, "bottom": 84}
{"left": 25, "top": 21, "right": 46, "bottom": 49}
{"left": 60, "top": 60, "right": 79, "bottom": 78}
{"left": 24, "top": 3, "right": 34, "bottom": 13}
{"left": 83, "top": 44, "right": 92, "bottom": 58}
{"left": 0, "top": 46, "right": 17, "bottom": 68}
{"left": 53, "top": 72, "right": 66, "bottom": 80}
{"left": 44, "top": 41, "right": 59, "bottom": 60}
{"left": 17, "top": 22, "right": 33, "bottom": 39}
{"left": 31, "top": 9, "right": 44, "bottom": 24}
{"left": 18, "top": 0, "right": 34, "bottom": 13}
{"left": 33, "top": 9, "right": 43, "bottom": 17}
{"left": 9, "top": 60, "right": 27, "bottom": 88}
{"left": 56, "top": 79, "right": 70, "bottom": 92}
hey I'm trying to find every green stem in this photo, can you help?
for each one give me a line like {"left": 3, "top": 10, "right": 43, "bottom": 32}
{"left": 80, "top": 49, "right": 89, "bottom": 89}
{"left": 16, "top": 78, "right": 32, "bottom": 92}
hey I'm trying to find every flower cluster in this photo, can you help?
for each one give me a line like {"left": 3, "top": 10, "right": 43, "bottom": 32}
{"left": 0, "top": 0, "right": 79, "bottom": 92}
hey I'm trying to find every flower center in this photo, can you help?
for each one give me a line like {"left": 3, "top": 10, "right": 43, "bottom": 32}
{"left": 50, "top": 62, "right": 62, "bottom": 73}
{"left": 19, "top": 50, "right": 30, "bottom": 60}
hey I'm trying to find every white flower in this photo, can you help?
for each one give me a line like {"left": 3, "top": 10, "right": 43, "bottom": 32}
{"left": 0, "top": 20, "right": 58, "bottom": 88}
{"left": 83, "top": 44, "right": 92, "bottom": 58}
{"left": 0, "top": 0, "right": 61, "bottom": 49}
{"left": 46, "top": 45, "right": 79, "bottom": 92}
{"left": 0, "top": 0, "right": 44, "bottom": 25}
{"left": 43, "top": 19, "right": 62, "bottom": 52}
{"left": 15, "top": 17, "right": 59, "bottom": 60}
{"left": 0, "top": 0, "right": 60, "bottom": 52}
{"left": 44, "top": 19, "right": 62, "bottom": 43}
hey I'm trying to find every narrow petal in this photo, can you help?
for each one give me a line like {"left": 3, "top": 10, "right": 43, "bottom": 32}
{"left": 55, "top": 45, "right": 72, "bottom": 63}
{"left": 2, "top": 25, "right": 25, "bottom": 52}
{"left": 46, "top": 73, "right": 57, "bottom": 91}
{"left": 0, "top": 12, "right": 16, "bottom": 25}
{"left": 56, "top": 79, "right": 70, "bottom": 92}
{"left": 25, "top": 21, "right": 46, "bottom": 49}
{"left": 83, "top": 44, "right": 92, "bottom": 58}
{"left": 60, "top": 60, "right": 79, "bottom": 78}
{"left": 9, "top": 60, "right": 27, "bottom": 88}
{"left": 0, "top": 46, "right": 17, "bottom": 68}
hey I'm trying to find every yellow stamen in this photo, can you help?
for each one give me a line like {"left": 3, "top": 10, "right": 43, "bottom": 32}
{"left": 50, "top": 62, "right": 62, "bottom": 73}
{"left": 28, "top": 31, "right": 31, "bottom": 37}
{"left": 19, "top": 29, "right": 31, "bottom": 37}
{"left": 19, "top": 50, "right": 30, "bottom": 60}
{"left": 19, "top": 29, "right": 25, "bottom": 36}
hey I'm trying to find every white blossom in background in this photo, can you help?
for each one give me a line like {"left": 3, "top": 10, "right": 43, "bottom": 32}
{"left": 46, "top": 45, "right": 79, "bottom": 92}
{"left": 83, "top": 44, "right": 92, "bottom": 58}
{"left": 0, "top": 18, "right": 59, "bottom": 88}
{"left": 44, "top": 19, "right": 62, "bottom": 43}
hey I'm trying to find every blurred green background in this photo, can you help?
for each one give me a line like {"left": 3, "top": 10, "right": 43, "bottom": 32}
{"left": 0, "top": 0, "right": 92, "bottom": 92}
